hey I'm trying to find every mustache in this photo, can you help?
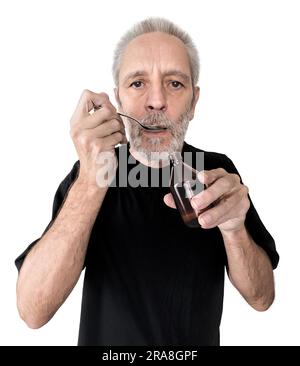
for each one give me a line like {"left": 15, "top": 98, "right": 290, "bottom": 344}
{"left": 140, "top": 112, "right": 173, "bottom": 128}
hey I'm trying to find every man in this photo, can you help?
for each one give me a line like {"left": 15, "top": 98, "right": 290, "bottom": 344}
{"left": 15, "top": 17, "right": 279, "bottom": 346}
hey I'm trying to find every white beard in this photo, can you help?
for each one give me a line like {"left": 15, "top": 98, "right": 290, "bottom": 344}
{"left": 126, "top": 110, "right": 190, "bottom": 162}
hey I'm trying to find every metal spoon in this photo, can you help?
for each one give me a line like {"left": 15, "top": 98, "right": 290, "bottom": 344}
{"left": 92, "top": 104, "right": 167, "bottom": 132}
{"left": 117, "top": 113, "right": 167, "bottom": 132}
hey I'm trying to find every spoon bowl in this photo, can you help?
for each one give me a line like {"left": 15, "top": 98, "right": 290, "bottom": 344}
{"left": 117, "top": 113, "right": 167, "bottom": 132}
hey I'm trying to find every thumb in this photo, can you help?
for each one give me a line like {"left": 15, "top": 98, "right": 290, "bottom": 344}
{"left": 163, "top": 193, "right": 177, "bottom": 209}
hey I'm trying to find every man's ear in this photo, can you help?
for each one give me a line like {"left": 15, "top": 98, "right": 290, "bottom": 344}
{"left": 188, "top": 86, "right": 200, "bottom": 121}
{"left": 114, "top": 87, "right": 122, "bottom": 110}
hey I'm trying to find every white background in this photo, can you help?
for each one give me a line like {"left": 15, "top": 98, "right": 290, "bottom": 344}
{"left": 0, "top": 0, "right": 299, "bottom": 346}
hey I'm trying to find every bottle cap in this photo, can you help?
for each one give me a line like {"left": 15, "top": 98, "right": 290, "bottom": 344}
{"left": 169, "top": 151, "right": 182, "bottom": 165}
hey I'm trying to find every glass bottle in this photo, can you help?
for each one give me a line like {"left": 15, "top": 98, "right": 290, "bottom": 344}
{"left": 169, "top": 152, "right": 209, "bottom": 228}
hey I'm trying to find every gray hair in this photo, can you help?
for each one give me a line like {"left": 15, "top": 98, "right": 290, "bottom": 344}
{"left": 112, "top": 17, "right": 200, "bottom": 87}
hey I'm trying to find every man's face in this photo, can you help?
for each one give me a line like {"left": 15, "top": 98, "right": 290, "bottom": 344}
{"left": 115, "top": 32, "right": 199, "bottom": 158}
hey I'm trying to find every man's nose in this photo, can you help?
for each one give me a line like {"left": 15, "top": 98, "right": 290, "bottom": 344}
{"left": 145, "top": 85, "right": 167, "bottom": 112}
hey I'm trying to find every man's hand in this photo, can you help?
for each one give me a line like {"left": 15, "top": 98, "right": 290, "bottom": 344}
{"left": 164, "top": 168, "right": 250, "bottom": 233}
{"left": 70, "top": 90, "right": 127, "bottom": 188}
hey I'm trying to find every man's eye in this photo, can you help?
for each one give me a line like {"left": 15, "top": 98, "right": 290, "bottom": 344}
{"left": 130, "top": 81, "right": 143, "bottom": 88}
{"left": 170, "top": 81, "right": 184, "bottom": 89}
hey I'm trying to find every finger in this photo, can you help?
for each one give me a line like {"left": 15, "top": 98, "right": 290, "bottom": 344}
{"left": 114, "top": 113, "right": 127, "bottom": 132}
{"left": 81, "top": 105, "right": 120, "bottom": 130}
{"left": 163, "top": 193, "right": 176, "bottom": 209}
{"left": 75, "top": 119, "right": 126, "bottom": 151}
{"left": 85, "top": 119, "right": 125, "bottom": 139}
{"left": 191, "top": 173, "right": 240, "bottom": 212}
{"left": 102, "top": 131, "right": 125, "bottom": 149}
{"left": 121, "top": 132, "right": 128, "bottom": 144}
{"left": 197, "top": 168, "right": 228, "bottom": 187}
{"left": 197, "top": 187, "right": 245, "bottom": 228}
{"left": 76, "top": 90, "right": 111, "bottom": 117}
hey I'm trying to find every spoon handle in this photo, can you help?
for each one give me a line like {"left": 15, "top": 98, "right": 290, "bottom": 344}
{"left": 117, "top": 112, "right": 143, "bottom": 127}
{"left": 92, "top": 103, "right": 165, "bottom": 131}
{"left": 92, "top": 104, "right": 140, "bottom": 126}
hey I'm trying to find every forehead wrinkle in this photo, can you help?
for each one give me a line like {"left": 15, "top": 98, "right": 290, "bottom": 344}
{"left": 123, "top": 67, "right": 191, "bottom": 85}
{"left": 119, "top": 32, "right": 191, "bottom": 83}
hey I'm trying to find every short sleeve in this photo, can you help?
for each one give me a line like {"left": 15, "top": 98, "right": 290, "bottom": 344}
{"left": 221, "top": 155, "right": 279, "bottom": 269}
{"left": 14, "top": 161, "right": 80, "bottom": 271}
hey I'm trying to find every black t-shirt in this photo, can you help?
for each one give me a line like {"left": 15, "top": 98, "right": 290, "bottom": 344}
{"left": 15, "top": 141, "right": 279, "bottom": 346}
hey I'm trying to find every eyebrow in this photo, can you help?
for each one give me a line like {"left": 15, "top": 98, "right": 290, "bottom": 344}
{"left": 123, "top": 70, "right": 191, "bottom": 84}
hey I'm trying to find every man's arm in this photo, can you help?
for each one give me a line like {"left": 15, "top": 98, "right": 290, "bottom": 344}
{"left": 16, "top": 90, "right": 126, "bottom": 328}
{"left": 164, "top": 166, "right": 276, "bottom": 311}
{"left": 191, "top": 168, "right": 276, "bottom": 311}
{"left": 221, "top": 225, "right": 274, "bottom": 311}
{"left": 16, "top": 179, "right": 107, "bottom": 328}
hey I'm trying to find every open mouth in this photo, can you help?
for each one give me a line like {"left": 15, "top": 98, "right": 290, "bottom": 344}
{"left": 143, "top": 129, "right": 168, "bottom": 134}
{"left": 141, "top": 118, "right": 169, "bottom": 130}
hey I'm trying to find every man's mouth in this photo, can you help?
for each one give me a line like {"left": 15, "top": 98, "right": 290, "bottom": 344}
{"left": 141, "top": 115, "right": 170, "bottom": 129}
{"left": 142, "top": 128, "right": 169, "bottom": 135}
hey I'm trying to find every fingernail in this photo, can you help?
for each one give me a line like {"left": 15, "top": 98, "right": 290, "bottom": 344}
{"left": 200, "top": 214, "right": 211, "bottom": 225}
{"left": 191, "top": 196, "right": 204, "bottom": 210}
{"left": 199, "top": 217, "right": 205, "bottom": 226}
{"left": 198, "top": 171, "right": 205, "bottom": 182}
{"left": 190, "top": 198, "right": 198, "bottom": 210}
